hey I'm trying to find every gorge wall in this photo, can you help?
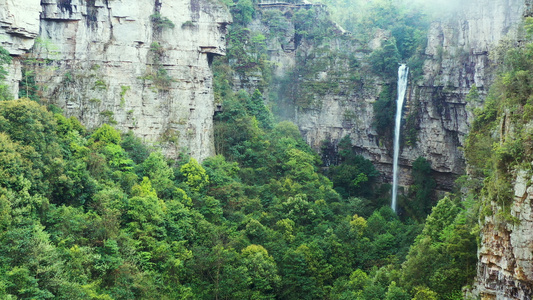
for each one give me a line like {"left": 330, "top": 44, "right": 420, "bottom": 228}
{"left": 2, "top": 0, "right": 526, "bottom": 187}
{"left": 234, "top": 0, "right": 528, "bottom": 192}
{"left": 0, "top": 0, "right": 231, "bottom": 161}
{"left": 408, "top": 0, "right": 528, "bottom": 189}
{"left": 3, "top": 0, "right": 533, "bottom": 297}
{"left": 474, "top": 168, "right": 533, "bottom": 299}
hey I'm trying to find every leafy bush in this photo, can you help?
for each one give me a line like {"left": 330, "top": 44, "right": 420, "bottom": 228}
{"left": 150, "top": 12, "right": 175, "bottom": 30}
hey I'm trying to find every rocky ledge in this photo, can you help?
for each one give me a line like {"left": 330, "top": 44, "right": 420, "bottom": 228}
{"left": 1, "top": 0, "right": 232, "bottom": 161}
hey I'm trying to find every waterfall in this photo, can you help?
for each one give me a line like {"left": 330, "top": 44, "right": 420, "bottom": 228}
{"left": 391, "top": 64, "right": 409, "bottom": 213}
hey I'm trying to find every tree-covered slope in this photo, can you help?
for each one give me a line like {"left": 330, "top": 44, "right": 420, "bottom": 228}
{"left": 0, "top": 85, "right": 479, "bottom": 300}
{"left": 0, "top": 98, "right": 420, "bottom": 299}
{"left": 5, "top": 0, "right": 533, "bottom": 298}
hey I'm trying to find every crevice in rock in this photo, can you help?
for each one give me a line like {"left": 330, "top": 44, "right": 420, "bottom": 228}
{"left": 86, "top": 0, "right": 98, "bottom": 29}
{"left": 151, "top": 0, "right": 163, "bottom": 39}
{"left": 206, "top": 52, "right": 215, "bottom": 67}
{"left": 58, "top": 0, "right": 73, "bottom": 16}
{"left": 190, "top": 0, "right": 200, "bottom": 22}
{"left": 103, "top": 0, "right": 114, "bottom": 53}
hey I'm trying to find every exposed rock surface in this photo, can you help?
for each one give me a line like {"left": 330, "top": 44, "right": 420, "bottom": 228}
{"left": 241, "top": 0, "right": 528, "bottom": 191}
{"left": 0, "top": 0, "right": 41, "bottom": 54}
{"left": 437, "top": 1, "right": 533, "bottom": 298}
{"left": 0, "top": 0, "right": 41, "bottom": 94}
{"left": 1, "top": 0, "right": 231, "bottom": 161}
{"left": 414, "top": 0, "right": 528, "bottom": 186}
{"left": 473, "top": 169, "right": 533, "bottom": 299}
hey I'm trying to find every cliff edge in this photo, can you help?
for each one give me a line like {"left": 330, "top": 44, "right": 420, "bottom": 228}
{"left": 1, "top": 0, "right": 231, "bottom": 161}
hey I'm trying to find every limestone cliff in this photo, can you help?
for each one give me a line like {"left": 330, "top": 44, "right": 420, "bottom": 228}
{"left": 473, "top": 169, "right": 533, "bottom": 298}
{"left": 415, "top": 0, "right": 529, "bottom": 189}
{"left": 1, "top": 0, "right": 231, "bottom": 161}
{"left": 237, "top": 0, "right": 529, "bottom": 192}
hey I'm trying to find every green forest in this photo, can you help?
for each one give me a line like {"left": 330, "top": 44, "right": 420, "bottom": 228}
{"left": 1, "top": 0, "right": 531, "bottom": 299}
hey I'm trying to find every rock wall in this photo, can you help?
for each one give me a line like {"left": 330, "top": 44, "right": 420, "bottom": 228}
{"left": 0, "top": 0, "right": 41, "bottom": 94}
{"left": 414, "top": 0, "right": 528, "bottom": 188}
{"left": 432, "top": 1, "right": 533, "bottom": 297}
{"left": 473, "top": 169, "right": 533, "bottom": 299}
{"left": 1, "top": 0, "right": 524, "bottom": 186}
{"left": 242, "top": 0, "right": 528, "bottom": 191}
{"left": 0, "top": 0, "right": 41, "bottom": 55}
{"left": 465, "top": 1, "right": 533, "bottom": 295}
{"left": 0, "top": 0, "right": 231, "bottom": 161}
{"left": 237, "top": 5, "right": 386, "bottom": 177}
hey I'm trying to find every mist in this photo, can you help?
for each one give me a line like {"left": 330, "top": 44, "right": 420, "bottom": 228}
{"left": 343, "top": 0, "right": 464, "bottom": 17}
{"left": 400, "top": 0, "right": 463, "bottom": 16}
{"left": 348, "top": 0, "right": 464, "bottom": 17}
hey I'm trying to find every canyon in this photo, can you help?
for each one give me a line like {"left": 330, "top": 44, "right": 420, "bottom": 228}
{"left": 2, "top": 0, "right": 533, "bottom": 297}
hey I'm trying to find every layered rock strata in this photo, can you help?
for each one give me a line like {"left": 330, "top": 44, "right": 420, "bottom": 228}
{"left": 473, "top": 169, "right": 533, "bottom": 299}
{"left": 1, "top": 0, "right": 231, "bottom": 160}
{"left": 241, "top": 0, "right": 528, "bottom": 191}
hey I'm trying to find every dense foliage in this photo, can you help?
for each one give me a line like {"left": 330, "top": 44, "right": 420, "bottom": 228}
{"left": 0, "top": 96, "right": 476, "bottom": 299}
{"left": 0, "top": 47, "right": 12, "bottom": 101}
{"left": 0, "top": 1, "right": 485, "bottom": 298}
{"left": 464, "top": 19, "right": 533, "bottom": 222}
{"left": 0, "top": 98, "right": 421, "bottom": 299}
{"left": 401, "top": 157, "right": 436, "bottom": 222}
{"left": 318, "top": 0, "right": 429, "bottom": 60}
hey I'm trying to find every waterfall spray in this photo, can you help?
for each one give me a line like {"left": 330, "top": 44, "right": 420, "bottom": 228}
{"left": 391, "top": 64, "right": 409, "bottom": 213}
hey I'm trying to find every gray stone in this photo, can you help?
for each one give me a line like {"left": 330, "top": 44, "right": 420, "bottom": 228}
{"left": 1, "top": 0, "right": 231, "bottom": 161}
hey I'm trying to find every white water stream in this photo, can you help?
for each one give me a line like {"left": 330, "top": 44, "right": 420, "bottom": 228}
{"left": 391, "top": 64, "right": 409, "bottom": 213}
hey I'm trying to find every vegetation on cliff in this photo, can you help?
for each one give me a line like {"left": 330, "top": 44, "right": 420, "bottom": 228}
{"left": 0, "top": 0, "right": 502, "bottom": 298}
{"left": 465, "top": 18, "right": 533, "bottom": 222}
{"left": 0, "top": 47, "right": 12, "bottom": 101}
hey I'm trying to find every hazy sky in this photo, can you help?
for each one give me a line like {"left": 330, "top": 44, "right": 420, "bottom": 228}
{"left": 358, "top": 0, "right": 463, "bottom": 15}
{"left": 409, "top": 0, "right": 462, "bottom": 14}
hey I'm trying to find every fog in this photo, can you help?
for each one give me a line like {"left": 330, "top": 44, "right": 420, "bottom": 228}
{"left": 400, "top": 0, "right": 463, "bottom": 16}
{"left": 346, "top": 0, "right": 464, "bottom": 16}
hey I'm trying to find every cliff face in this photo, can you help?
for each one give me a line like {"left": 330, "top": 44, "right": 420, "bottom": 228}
{"left": 474, "top": 170, "right": 533, "bottom": 299}
{"left": 0, "top": 0, "right": 41, "bottom": 94}
{"left": 1, "top": 0, "right": 524, "bottom": 187}
{"left": 240, "top": 1, "right": 528, "bottom": 191}
{"left": 1, "top": 0, "right": 231, "bottom": 161}
{"left": 466, "top": 0, "right": 533, "bottom": 296}
{"left": 409, "top": 0, "right": 528, "bottom": 188}
{"left": 0, "top": 0, "right": 41, "bottom": 55}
